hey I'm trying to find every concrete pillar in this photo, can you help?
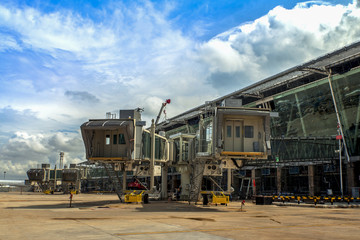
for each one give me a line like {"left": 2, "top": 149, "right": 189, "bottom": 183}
{"left": 180, "top": 166, "right": 191, "bottom": 200}
{"left": 251, "top": 169, "right": 261, "bottom": 195}
{"left": 122, "top": 170, "right": 127, "bottom": 191}
{"left": 346, "top": 163, "right": 355, "bottom": 195}
{"left": 276, "top": 167, "right": 282, "bottom": 195}
{"left": 161, "top": 165, "right": 168, "bottom": 200}
{"left": 308, "top": 165, "right": 315, "bottom": 196}
{"left": 227, "top": 168, "right": 232, "bottom": 192}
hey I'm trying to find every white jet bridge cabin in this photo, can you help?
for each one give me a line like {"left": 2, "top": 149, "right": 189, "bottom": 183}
{"left": 157, "top": 98, "right": 272, "bottom": 202}
{"left": 80, "top": 109, "right": 169, "bottom": 200}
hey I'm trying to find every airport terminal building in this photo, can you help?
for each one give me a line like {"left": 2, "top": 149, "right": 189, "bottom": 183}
{"left": 158, "top": 41, "right": 360, "bottom": 198}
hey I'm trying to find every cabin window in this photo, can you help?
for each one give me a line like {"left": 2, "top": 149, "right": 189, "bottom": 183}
{"left": 113, "top": 134, "right": 117, "bottom": 144}
{"left": 235, "top": 126, "right": 241, "bottom": 138}
{"left": 245, "top": 126, "right": 254, "bottom": 138}
{"left": 105, "top": 135, "right": 111, "bottom": 145}
{"left": 227, "top": 126, "right": 232, "bottom": 138}
{"left": 119, "top": 133, "right": 126, "bottom": 144}
{"left": 205, "top": 122, "right": 212, "bottom": 142}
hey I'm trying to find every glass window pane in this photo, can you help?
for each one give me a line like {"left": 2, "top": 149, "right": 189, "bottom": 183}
{"left": 206, "top": 122, "right": 212, "bottom": 142}
{"left": 227, "top": 126, "right": 232, "bottom": 138}
{"left": 119, "top": 134, "right": 126, "bottom": 144}
{"left": 113, "top": 134, "right": 117, "bottom": 144}
{"left": 105, "top": 135, "right": 110, "bottom": 145}
{"left": 245, "top": 126, "right": 254, "bottom": 138}
{"left": 235, "top": 126, "right": 240, "bottom": 138}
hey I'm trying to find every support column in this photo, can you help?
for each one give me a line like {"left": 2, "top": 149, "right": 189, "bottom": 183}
{"left": 161, "top": 164, "right": 168, "bottom": 200}
{"left": 172, "top": 173, "right": 177, "bottom": 192}
{"left": 347, "top": 163, "right": 355, "bottom": 195}
{"left": 122, "top": 170, "right": 127, "bottom": 191}
{"left": 227, "top": 168, "right": 232, "bottom": 192}
{"left": 251, "top": 169, "right": 261, "bottom": 195}
{"left": 308, "top": 165, "right": 315, "bottom": 196}
{"left": 53, "top": 165, "right": 57, "bottom": 191}
{"left": 76, "top": 179, "right": 81, "bottom": 194}
{"left": 233, "top": 170, "right": 240, "bottom": 197}
{"left": 276, "top": 167, "right": 282, "bottom": 195}
{"left": 179, "top": 166, "right": 191, "bottom": 200}
{"left": 150, "top": 119, "right": 155, "bottom": 190}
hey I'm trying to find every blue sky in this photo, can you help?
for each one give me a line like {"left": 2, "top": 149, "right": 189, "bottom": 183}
{"left": 1, "top": 0, "right": 352, "bottom": 39}
{"left": 0, "top": 0, "right": 359, "bottom": 179}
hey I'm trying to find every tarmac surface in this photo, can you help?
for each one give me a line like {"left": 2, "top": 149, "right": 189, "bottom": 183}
{"left": 1, "top": 192, "right": 360, "bottom": 240}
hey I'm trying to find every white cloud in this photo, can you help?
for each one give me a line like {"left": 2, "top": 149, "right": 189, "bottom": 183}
{"left": 0, "top": 33, "right": 21, "bottom": 51}
{"left": 0, "top": 5, "right": 115, "bottom": 54}
{"left": 200, "top": 1, "right": 360, "bottom": 89}
{"left": 1, "top": 1, "right": 360, "bottom": 178}
{"left": 0, "top": 131, "right": 84, "bottom": 178}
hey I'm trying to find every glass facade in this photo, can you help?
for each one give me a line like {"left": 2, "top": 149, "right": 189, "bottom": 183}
{"left": 332, "top": 68, "right": 360, "bottom": 156}
{"left": 271, "top": 78, "right": 338, "bottom": 138}
{"left": 269, "top": 67, "right": 360, "bottom": 159}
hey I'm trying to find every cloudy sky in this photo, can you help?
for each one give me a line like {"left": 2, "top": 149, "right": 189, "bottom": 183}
{"left": 1, "top": 0, "right": 359, "bottom": 179}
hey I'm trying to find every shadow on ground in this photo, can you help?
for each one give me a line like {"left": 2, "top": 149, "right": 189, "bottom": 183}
{"left": 134, "top": 201, "right": 225, "bottom": 212}
{"left": 6, "top": 199, "right": 121, "bottom": 209}
{"left": 7, "top": 199, "right": 226, "bottom": 212}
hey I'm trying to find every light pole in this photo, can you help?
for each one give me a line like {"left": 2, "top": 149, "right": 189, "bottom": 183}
{"left": 3, "top": 171, "right": 6, "bottom": 180}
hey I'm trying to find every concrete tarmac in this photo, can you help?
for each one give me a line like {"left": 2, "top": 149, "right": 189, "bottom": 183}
{"left": 1, "top": 192, "right": 360, "bottom": 240}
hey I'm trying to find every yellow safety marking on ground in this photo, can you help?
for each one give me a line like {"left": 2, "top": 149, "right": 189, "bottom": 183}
{"left": 274, "top": 195, "right": 359, "bottom": 203}
{"left": 114, "top": 222, "right": 358, "bottom": 236}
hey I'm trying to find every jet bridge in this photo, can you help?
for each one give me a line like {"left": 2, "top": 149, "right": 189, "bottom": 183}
{"left": 80, "top": 103, "right": 272, "bottom": 203}
{"left": 80, "top": 109, "right": 170, "bottom": 201}
{"left": 163, "top": 103, "right": 272, "bottom": 202}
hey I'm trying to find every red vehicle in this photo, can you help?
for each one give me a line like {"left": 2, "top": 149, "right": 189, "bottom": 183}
{"left": 128, "top": 179, "right": 147, "bottom": 190}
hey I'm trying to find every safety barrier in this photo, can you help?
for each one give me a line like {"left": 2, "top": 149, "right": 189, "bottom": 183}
{"left": 125, "top": 190, "right": 145, "bottom": 203}
{"left": 273, "top": 195, "right": 360, "bottom": 205}
{"left": 211, "top": 191, "right": 229, "bottom": 206}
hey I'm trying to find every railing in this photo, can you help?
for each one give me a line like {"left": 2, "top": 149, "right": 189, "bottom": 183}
{"left": 272, "top": 195, "right": 360, "bottom": 205}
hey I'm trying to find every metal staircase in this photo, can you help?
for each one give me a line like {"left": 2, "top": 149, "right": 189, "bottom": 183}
{"left": 103, "top": 163, "right": 123, "bottom": 201}
{"left": 188, "top": 159, "right": 206, "bottom": 204}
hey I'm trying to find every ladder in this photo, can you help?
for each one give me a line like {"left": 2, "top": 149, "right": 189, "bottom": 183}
{"left": 240, "top": 177, "right": 252, "bottom": 199}
{"left": 206, "top": 176, "right": 225, "bottom": 192}
{"left": 188, "top": 159, "right": 206, "bottom": 204}
{"left": 103, "top": 163, "right": 123, "bottom": 201}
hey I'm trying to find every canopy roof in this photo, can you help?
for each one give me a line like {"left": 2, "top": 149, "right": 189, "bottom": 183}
{"left": 81, "top": 119, "right": 133, "bottom": 130}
